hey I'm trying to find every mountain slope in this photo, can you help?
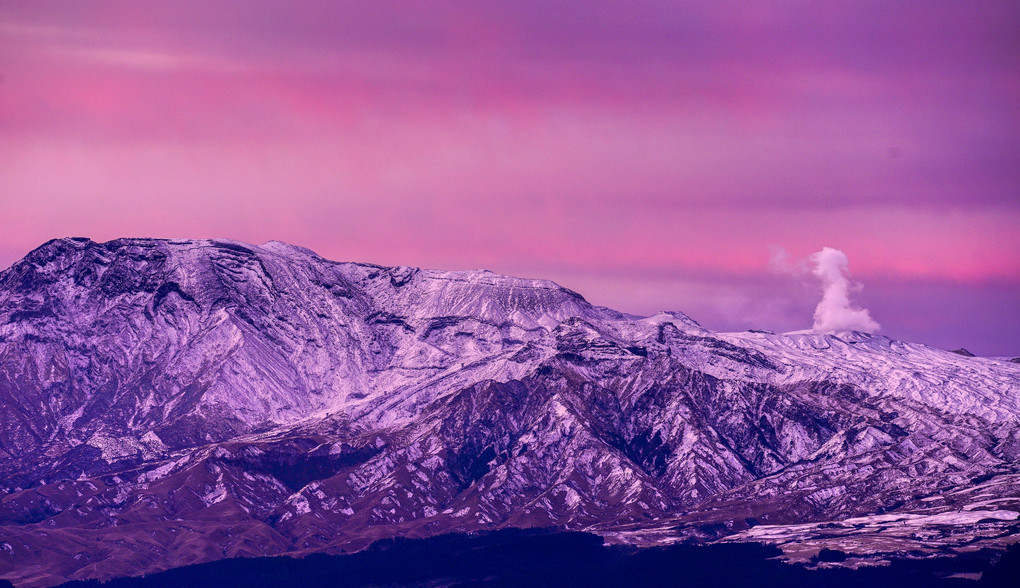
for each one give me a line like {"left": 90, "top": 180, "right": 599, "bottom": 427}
{"left": 0, "top": 238, "right": 1017, "bottom": 587}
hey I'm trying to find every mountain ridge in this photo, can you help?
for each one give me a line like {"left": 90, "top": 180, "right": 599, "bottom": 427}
{"left": 0, "top": 237, "right": 1017, "bottom": 587}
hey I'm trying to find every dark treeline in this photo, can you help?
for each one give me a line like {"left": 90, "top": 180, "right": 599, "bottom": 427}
{"left": 57, "top": 528, "right": 1020, "bottom": 588}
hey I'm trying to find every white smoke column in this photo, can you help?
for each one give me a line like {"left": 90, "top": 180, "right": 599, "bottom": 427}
{"left": 810, "top": 247, "right": 880, "bottom": 333}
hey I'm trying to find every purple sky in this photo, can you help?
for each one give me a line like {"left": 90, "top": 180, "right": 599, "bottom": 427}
{"left": 1, "top": 1, "right": 1018, "bottom": 355}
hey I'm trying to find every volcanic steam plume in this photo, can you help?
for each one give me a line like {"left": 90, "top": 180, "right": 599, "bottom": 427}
{"left": 810, "top": 247, "right": 880, "bottom": 333}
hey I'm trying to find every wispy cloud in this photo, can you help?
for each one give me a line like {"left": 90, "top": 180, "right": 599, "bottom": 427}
{"left": 49, "top": 45, "right": 242, "bottom": 72}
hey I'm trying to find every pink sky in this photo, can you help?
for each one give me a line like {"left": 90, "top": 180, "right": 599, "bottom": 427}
{"left": 2, "top": 1, "right": 1018, "bottom": 354}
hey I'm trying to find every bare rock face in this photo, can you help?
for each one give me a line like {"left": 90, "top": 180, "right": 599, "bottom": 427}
{"left": 1, "top": 238, "right": 1018, "bottom": 587}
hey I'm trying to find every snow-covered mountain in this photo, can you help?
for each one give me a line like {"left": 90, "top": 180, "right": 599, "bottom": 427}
{"left": 1, "top": 238, "right": 1018, "bottom": 587}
